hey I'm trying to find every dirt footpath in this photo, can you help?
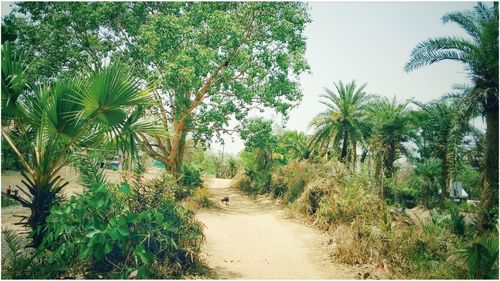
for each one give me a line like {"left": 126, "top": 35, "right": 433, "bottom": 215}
{"left": 196, "top": 178, "right": 358, "bottom": 279}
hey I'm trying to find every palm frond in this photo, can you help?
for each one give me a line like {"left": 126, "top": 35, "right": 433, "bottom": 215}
{"left": 405, "top": 37, "right": 477, "bottom": 72}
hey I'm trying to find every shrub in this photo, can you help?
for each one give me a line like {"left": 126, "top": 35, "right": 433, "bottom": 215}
{"left": 192, "top": 188, "right": 215, "bottom": 209}
{"left": 464, "top": 235, "right": 499, "bottom": 279}
{"left": 180, "top": 164, "right": 202, "bottom": 188}
{"left": 294, "top": 178, "right": 331, "bottom": 215}
{"left": 270, "top": 160, "right": 318, "bottom": 203}
{"left": 317, "top": 175, "right": 384, "bottom": 227}
{"left": 31, "top": 181, "right": 205, "bottom": 279}
{"left": 1, "top": 138, "right": 23, "bottom": 170}
{"left": 449, "top": 206, "right": 466, "bottom": 237}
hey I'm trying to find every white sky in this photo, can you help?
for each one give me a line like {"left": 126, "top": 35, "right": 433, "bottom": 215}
{"left": 216, "top": 1, "right": 480, "bottom": 155}
{"left": 1, "top": 1, "right": 485, "bottom": 155}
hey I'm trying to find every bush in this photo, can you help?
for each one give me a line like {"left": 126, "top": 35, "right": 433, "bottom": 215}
{"left": 180, "top": 164, "right": 202, "bottom": 188}
{"left": 1, "top": 138, "right": 23, "bottom": 170}
{"left": 191, "top": 188, "right": 215, "bottom": 209}
{"left": 294, "top": 178, "right": 331, "bottom": 215}
{"left": 449, "top": 206, "right": 466, "bottom": 237}
{"left": 464, "top": 235, "right": 499, "bottom": 279}
{"left": 270, "top": 160, "right": 318, "bottom": 203}
{"left": 317, "top": 174, "right": 384, "bottom": 227}
{"left": 21, "top": 180, "right": 206, "bottom": 279}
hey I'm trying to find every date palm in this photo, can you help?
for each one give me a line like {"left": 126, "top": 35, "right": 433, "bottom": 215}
{"left": 405, "top": 2, "right": 498, "bottom": 228}
{"left": 365, "top": 97, "right": 412, "bottom": 181}
{"left": 1, "top": 47, "right": 160, "bottom": 247}
{"left": 309, "top": 80, "right": 369, "bottom": 165}
{"left": 411, "top": 98, "right": 476, "bottom": 204}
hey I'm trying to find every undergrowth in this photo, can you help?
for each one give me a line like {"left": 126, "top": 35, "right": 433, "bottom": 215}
{"left": 233, "top": 159, "right": 499, "bottom": 279}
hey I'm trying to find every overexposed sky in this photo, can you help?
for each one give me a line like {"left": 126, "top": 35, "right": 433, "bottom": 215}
{"left": 1, "top": 1, "right": 481, "bottom": 155}
{"left": 219, "top": 1, "right": 477, "bottom": 154}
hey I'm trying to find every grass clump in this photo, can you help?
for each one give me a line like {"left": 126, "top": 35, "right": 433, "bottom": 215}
{"left": 187, "top": 187, "right": 215, "bottom": 210}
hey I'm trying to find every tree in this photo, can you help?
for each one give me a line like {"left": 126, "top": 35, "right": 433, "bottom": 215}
{"left": 240, "top": 118, "right": 277, "bottom": 193}
{"left": 411, "top": 98, "right": 476, "bottom": 204}
{"left": 1, "top": 47, "right": 158, "bottom": 247}
{"left": 365, "top": 97, "right": 413, "bottom": 180}
{"left": 275, "top": 130, "right": 309, "bottom": 164}
{"left": 4, "top": 2, "right": 311, "bottom": 174}
{"left": 309, "top": 80, "right": 369, "bottom": 165}
{"left": 405, "top": 2, "right": 498, "bottom": 228}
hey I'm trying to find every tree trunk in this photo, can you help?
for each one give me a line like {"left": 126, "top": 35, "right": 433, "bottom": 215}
{"left": 440, "top": 151, "right": 450, "bottom": 207}
{"left": 383, "top": 144, "right": 397, "bottom": 178}
{"left": 28, "top": 191, "right": 55, "bottom": 247}
{"left": 340, "top": 131, "right": 349, "bottom": 162}
{"left": 479, "top": 105, "right": 499, "bottom": 230}
{"left": 167, "top": 119, "right": 186, "bottom": 174}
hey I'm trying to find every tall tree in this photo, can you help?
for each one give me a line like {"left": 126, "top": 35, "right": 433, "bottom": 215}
{"left": 309, "top": 80, "right": 369, "bottom": 165}
{"left": 404, "top": 3, "right": 498, "bottom": 228}
{"left": 4, "top": 2, "right": 311, "bottom": 174}
{"left": 365, "top": 97, "right": 412, "bottom": 180}
{"left": 411, "top": 98, "right": 475, "bottom": 204}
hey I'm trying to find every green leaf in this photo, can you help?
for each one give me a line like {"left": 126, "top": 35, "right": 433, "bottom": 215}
{"left": 85, "top": 229, "right": 102, "bottom": 238}
{"left": 95, "top": 197, "right": 105, "bottom": 209}
{"left": 154, "top": 211, "right": 164, "bottom": 224}
{"left": 137, "top": 267, "right": 151, "bottom": 278}
{"left": 104, "top": 241, "right": 113, "bottom": 254}
{"left": 136, "top": 250, "right": 154, "bottom": 265}
{"left": 117, "top": 216, "right": 127, "bottom": 226}
{"left": 117, "top": 225, "right": 129, "bottom": 237}
{"left": 109, "top": 228, "right": 120, "bottom": 241}
{"left": 119, "top": 182, "right": 131, "bottom": 194}
{"left": 126, "top": 213, "right": 138, "bottom": 223}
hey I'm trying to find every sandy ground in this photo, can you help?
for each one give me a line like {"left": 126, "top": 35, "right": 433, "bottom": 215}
{"left": 1, "top": 166, "right": 163, "bottom": 234}
{"left": 197, "top": 178, "right": 359, "bottom": 279}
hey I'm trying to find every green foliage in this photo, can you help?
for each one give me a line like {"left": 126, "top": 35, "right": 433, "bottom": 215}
{"left": 4, "top": 2, "right": 311, "bottom": 173}
{"left": 274, "top": 130, "right": 309, "bottom": 164}
{"left": 448, "top": 204, "right": 466, "bottom": 237}
{"left": 240, "top": 118, "right": 277, "bottom": 152}
{"left": 180, "top": 164, "right": 202, "bottom": 188}
{"left": 191, "top": 188, "right": 215, "bottom": 209}
{"left": 405, "top": 2, "right": 498, "bottom": 230}
{"left": 37, "top": 181, "right": 204, "bottom": 279}
{"left": 464, "top": 235, "right": 499, "bottom": 279}
{"left": 1, "top": 138, "right": 23, "bottom": 171}
{"left": 76, "top": 154, "right": 107, "bottom": 189}
{"left": 1, "top": 53, "right": 163, "bottom": 246}
{"left": 1, "top": 195, "right": 19, "bottom": 208}
{"left": 385, "top": 178, "right": 421, "bottom": 209}
{"left": 1, "top": 229, "right": 37, "bottom": 279}
{"left": 309, "top": 80, "right": 369, "bottom": 163}
{"left": 237, "top": 118, "right": 277, "bottom": 194}
{"left": 365, "top": 96, "right": 413, "bottom": 179}
{"left": 408, "top": 158, "right": 443, "bottom": 208}
{"left": 455, "top": 164, "right": 482, "bottom": 200}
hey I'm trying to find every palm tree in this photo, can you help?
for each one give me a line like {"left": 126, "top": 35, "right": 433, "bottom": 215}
{"left": 309, "top": 80, "right": 370, "bottom": 165}
{"left": 365, "top": 97, "right": 412, "bottom": 180}
{"left": 1, "top": 49, "right": 159, "bottom": 247}
{"left": 411, "top": 98, "right": 475, "bottom": 204}
{"left": 405, "top": 3, "right": 498, "bottom": 229}
{"left": 275, "top": 130, "right": 309, "bottom": 164}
